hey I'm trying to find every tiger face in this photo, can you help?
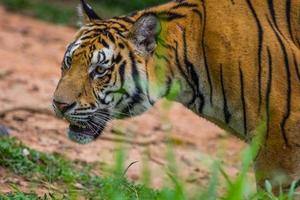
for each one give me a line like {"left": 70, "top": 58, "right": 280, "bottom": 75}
{"left": 53, "top": 1, "right": 161, "bottom": 144}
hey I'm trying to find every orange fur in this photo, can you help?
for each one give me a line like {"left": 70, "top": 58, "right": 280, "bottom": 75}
{"left": 53, "top": 0, "right": 300, "bottom": 192}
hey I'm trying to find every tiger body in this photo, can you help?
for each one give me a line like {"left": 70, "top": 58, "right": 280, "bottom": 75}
{"left": 53, "top": 0, "right": 300, "bottom": 192}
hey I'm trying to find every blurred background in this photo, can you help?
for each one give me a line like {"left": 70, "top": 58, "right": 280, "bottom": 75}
{"left": 0, "top": 0, "right": 250, "bottom": 199}
{"left": 0, "top": 0, "right": 169, "bottom": 25}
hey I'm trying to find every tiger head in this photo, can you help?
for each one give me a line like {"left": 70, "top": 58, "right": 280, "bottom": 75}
{"left": 53, "top": 0, "right": 166, "bottom": 144}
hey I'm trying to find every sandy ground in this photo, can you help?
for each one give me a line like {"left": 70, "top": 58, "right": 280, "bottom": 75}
{"left": 0, "top": 6, "right": 251, "bottom": 194}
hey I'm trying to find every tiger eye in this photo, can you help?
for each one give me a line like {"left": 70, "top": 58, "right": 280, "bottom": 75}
{"left": 96, "top": 66, "right": 107, "bottom": 75}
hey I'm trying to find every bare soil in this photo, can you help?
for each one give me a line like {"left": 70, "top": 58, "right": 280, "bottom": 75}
{"left": 0, "top": 7, "right": 251, "bottom": 194}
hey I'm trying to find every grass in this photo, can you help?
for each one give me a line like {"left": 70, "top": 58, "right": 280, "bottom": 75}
{"left": 0, "top": 136, "right": 299, "bottom": 199}
{"left": 0, "top": 137, "right": 160, "bottom": 199}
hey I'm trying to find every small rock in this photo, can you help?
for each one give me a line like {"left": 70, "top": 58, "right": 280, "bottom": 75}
{"left": 0, "top": 69, "right": 13, "bottom": 79}
{"left": 74, "top": 183, "right": 85, "bottom": 190}
{"left": 0, "top": 125, "right": 10, "bottom": 137}
{"left": 22, "top": 148, "right": 30, "bottom": 157}
{"left": 153, "top": 123, "right": 173, "bottom": 132}
{"left": 29, "top": 84, "right": 39, "bottom": 92}
{"left": 161, "top": 124, "right": 172, "bottom": 131}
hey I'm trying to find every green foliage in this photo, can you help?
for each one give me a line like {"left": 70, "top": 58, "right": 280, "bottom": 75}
{"left": 95, "top": 0, "right": 168, "bottom": 13}
{"left": 0, "top": 0, "right": 77, "bottom": 25}
{"left": 0, "top": 0, "right": 168, "bottom": 26}
{"left": 0, "top": 192, "right": 41, "bottom": 200}
{"left": 0, "top": 138, "right": 158, "bottom": 199}
{"left": 30, "top": 2, "right": 75, "bottom": 25}
{"left": 0, "top": 137, "right": 75, "bottom": 183}
{"left": 197, "top": 162, "right": 219, "bottom": 200}
{"left": 0, "top": 0, "right": 29, "bottom": 11}
{"left": 0, "top": 136, "right": 300, "bottom": 199}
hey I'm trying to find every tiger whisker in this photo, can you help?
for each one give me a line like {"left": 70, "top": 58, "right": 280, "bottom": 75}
{"left": 88, "top": 120, "right": 107, "bottom": 133}
{"left": 85, "top": 122, "right": 98, "bottom": 136}
{"left": 68, "top": 115, "right": 89, "bottom": 120}
{"left": 90, "top": 115, "right": 109, "bottom": 126}
{"left": 92, "top": 117, "right": 111, "bottom": 124}
{"left": 93, "top": 112, "right": 112, "bottom": 120}
{"left": 100, "top": 109, "right": 133, "bottom": 117}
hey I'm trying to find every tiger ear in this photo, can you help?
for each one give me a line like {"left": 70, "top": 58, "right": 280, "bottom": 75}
{"left": 130, "top": 14, "right": 161, "bottom": 56}
{"left": 78, "top": 0, "right": 101, "bottom": 24}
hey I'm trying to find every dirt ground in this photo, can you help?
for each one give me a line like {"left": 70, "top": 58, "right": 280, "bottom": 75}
{"left": 0, "top": 7, "right": 251, "bottom": 194}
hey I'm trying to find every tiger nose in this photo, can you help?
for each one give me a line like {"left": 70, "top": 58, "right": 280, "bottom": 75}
{"left": 53, "top": 100, "right": 76, "bottom": 113}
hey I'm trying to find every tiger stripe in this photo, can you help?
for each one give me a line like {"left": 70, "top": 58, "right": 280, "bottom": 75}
{"left": 200, "top": 2, "right": 213, "bottom": 106}
{"left": 245, "top": 0, "right": 264, "bottom": 113}
{"left": 265, "top": 47, "right": 273, "bottom": 141}
{"left": 220, "top": 64, "right": 231, "bottom": 124}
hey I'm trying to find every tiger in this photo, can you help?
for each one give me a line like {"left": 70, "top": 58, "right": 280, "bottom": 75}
{"left": 52, "top": 0, "right": 300, "bottom": 193}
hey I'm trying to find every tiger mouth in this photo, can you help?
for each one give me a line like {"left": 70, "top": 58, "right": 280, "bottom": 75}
{"left": 69, "top": 124, "right": 98, "bottom": 136}
{"left": 65, "top": 109, "right": 111, "bottom": 144}
{"left": 67, "top": 122, "right": 106, "bottom": 144}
